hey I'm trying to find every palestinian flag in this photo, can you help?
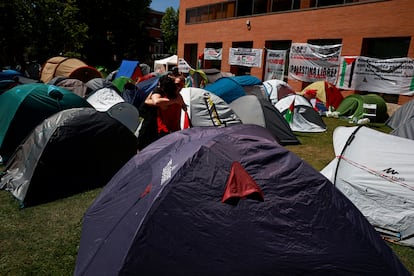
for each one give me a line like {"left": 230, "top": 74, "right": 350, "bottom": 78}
{"left": 285, "top": 98, "right": 295, "bottom": 123}
{"left": 183, "top": 110, "right": 192, "bottom": 129}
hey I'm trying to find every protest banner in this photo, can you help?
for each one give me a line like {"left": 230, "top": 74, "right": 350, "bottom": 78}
{"left": 288, "top": 43, "right": 342, "bottom": 83}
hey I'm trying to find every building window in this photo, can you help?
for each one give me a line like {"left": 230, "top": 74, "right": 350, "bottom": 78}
{"left": 264, "top": 40, "right": 292, "bottom": 81}
{"left": 208, "top": 3, "right": 220, "bottom": 20}
{"left": 186, "top": 8, "right": 198, "bottom": 23}
{"left": 205, "top": 42, "right": 223, "bottom": 70}
{"left": 186, "top": 0, "right": 383, "bottom": 24}
{"left": 316, "top": 0, "right": 347, "bottom": 7}
{"left": 224, "top": 1, "right": 236, "bottom": 18}
{"left": 253, "top": 0, "right": 270, "bottom": 14}
{"left": 184, "top": 43, "right": 199, "bottom": 69}
{"left": 199, "top": 6, "right": 209, "bottom": 21}
{"left": 230, "top": 41, "right": 253, "bottom": 76}
{"left": 361, "top": 37, "right": 411, "bottom": 59}
{"left": 360, "top": 37, "right": 410, "bottom": 103}
{"left": 271, "top": 0, "right": 299, "bottom": 12}
{"left": 237, "top": 0, "right": 253, "bottom": 16}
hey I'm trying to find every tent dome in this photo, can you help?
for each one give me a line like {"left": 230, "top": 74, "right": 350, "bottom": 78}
{"left": 75, "top": 124, "right": 408, "bottom": 275}
{"left": 40, "top": 56, "right": 102, "bottom": 83}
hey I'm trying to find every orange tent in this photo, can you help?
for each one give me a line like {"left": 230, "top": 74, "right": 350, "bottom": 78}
{"left": 40, "top": 56, "right": 102, "bottom": 83}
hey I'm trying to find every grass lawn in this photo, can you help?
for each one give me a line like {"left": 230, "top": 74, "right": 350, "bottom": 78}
{"left": 0, "top": 117, "right": 413, "bottom": 274}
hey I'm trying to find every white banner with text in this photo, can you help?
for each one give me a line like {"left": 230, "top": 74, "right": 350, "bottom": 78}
{"left": 336, "top": 56, "right": 414, "bottom": 95}
{"left": 264, "top": 49, "right": 287, "bottom": 81}
{"left": 288, "top": 43, "right": 342, "bottom": 83}
{"left": 229, "top": 48, "right": 263, "bottom": 68}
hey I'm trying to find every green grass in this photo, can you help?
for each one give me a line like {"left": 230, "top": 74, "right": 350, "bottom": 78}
{"left": 0, "top": 117, "right": 413, "bottom": 274}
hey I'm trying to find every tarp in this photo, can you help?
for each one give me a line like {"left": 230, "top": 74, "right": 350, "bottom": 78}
{"left": 0, "top": 107, "right": 138, "bottom": 207}
{"left": 321, "top": 126, "right": 414, "bottom": 247}
{"left": 75, "top": 124, "right": 409, "bottom": 275}
{"left": 0, "top": 83, "right": 91, "bottom": 162}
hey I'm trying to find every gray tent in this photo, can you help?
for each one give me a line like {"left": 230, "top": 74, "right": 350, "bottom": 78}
{"left": 386, "top": 99, "right": 414, "bottom": 140}
{"left": 230, "top": 95, "right": 300, "bottom": 145}
{"left": 180, "top": 87, "right": 242, "bottom": 127}
{"left": 48, "top": 77, "right": 90, "bottom": 98}
{"left": 321, "top": 126, "right": 414, "bottom": 247}
{"left": 0, "top": 107, "right": 138, "bottom": 207}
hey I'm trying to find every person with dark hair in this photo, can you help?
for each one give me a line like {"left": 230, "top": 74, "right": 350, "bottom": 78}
{"left": 137, "top": 74, "right": 187, "bottom": 150}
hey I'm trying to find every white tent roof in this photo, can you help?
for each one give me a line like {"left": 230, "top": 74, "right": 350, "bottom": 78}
{"left": 179, "top": 87, "right": 242, "bottom": 128}
{"left": 154, "top": 55, "right": 178, "bottom": 73}
{"left": 321, "top": 126, "right": 414, "bottom": 247}
{"left": 86, "top": 88, "right": 124, "bottom": 112}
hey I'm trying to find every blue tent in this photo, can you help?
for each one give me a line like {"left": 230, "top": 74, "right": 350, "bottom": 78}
{"left": 116, "top": 60, "right": 141, "bottom": 80}
{"left": 75, "top": 124, "right": 408, "bottom": 276}
{"left": 122, "top": 76, "right": 159, "bottom": 109}
{"left": 204, "top": 77, "right": 246, "bottom": 103}
{"left": 232, "top": 75, "right": 262, "bottom": 86}
{"left": 0, "top": 69, "right": 23, "bottom": 81}
{"left": 204, "top": 75, "right": 263, "bottom": 103}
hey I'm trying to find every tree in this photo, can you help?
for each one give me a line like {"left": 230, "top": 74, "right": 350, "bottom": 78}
{"left": 0, "top": 0, "right": 89, "bottom": 69}
{"left": 77, "top": 0, "right": 151, "bottom": 69}
{"left": 160, "top": 7, "right": 178, "bottom": 55}
{"left": 0, "top": 0, "right": 153, "bottom": 71}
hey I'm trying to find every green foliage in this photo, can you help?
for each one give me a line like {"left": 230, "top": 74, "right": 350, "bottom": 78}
{"left": 0, "top": 0, "right": 152, "bottom": 69}
{"left": 161, "top": 7, "right": 178, "bottom": 55}
{"left": 0, "top": 118, "right": 413, "bottom": 274}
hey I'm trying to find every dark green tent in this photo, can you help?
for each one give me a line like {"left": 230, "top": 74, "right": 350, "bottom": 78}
{"left": 0, "top": 83, "right": 91, "bottom": 162}
{"left": 336, "top": 94, "right": 389, "bottom": 123}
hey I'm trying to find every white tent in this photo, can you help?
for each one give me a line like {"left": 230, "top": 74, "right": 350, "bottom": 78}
{"left": 274, "top": 94, "right": 327, "bottom": 132}
{"left": 86, "top": 87, "right": 124, "bottom": 112}
{"left": 154, "top": 55, "right": 178, "bottom": 73}
{"left": 321, "top": 126, "right": 414, "bottom": 247}
{"left": 179, "top": 87, "right": 242, "bottom": 129}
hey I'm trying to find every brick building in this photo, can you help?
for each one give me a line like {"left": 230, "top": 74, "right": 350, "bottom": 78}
{"left": 177, "top": 0, "right": 414, "bottom": 104}
{"left": 147, "top": 9, "right": 166, "bottom": 59}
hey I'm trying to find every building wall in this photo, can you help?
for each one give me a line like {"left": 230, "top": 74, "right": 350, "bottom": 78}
{"left": 177, "top": 0, "right": 414, "bottom": 104}
{"left": 147, "top": 9, "right": 165, "bottom": 57}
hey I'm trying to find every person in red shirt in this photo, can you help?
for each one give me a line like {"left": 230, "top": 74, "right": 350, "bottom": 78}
{"left": 137, "top": 73, "right": 186, "bottom": 150}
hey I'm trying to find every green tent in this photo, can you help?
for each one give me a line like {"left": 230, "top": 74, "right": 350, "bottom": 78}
{"left": 0, "top": 83, "right": 91, "bottom": 162}
{"left": 336, "top": 94, "right": 389, "bottom": 123}
{"left": 112, "top": 76, "right": 134, "bottom": 92}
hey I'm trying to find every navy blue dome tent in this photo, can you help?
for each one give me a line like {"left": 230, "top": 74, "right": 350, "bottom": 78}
{"left": 75, "top": 124, "right": 409, "bottom": 276}
{"left": 0, "top": 108, "right": 138, "bottom": 207}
